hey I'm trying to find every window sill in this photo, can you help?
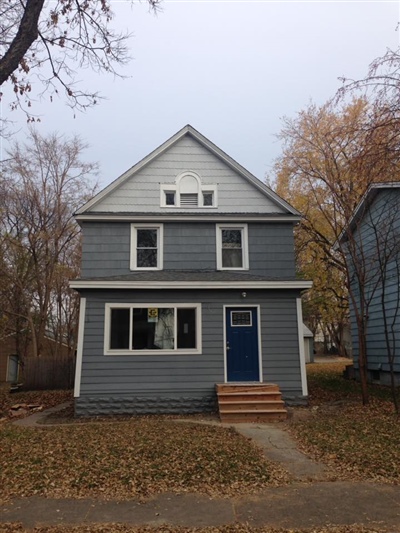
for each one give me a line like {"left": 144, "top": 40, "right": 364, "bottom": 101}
{"left": 104, "top": 349, "right": 202, "bottom": 356}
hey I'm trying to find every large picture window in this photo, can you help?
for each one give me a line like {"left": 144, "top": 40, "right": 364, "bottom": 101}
{"left": 216, "top": 224, "right": 249, "bottom": 270}
{"left": 130, "top": 224, "right": 163, "bottom": 270}
{"left": 105, "top": 304, "right": 201, "bottom": 354}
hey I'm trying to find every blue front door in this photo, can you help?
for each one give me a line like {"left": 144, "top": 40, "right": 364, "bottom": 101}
{"left": 226, "top": 307, "right": 260, "bottom": 382}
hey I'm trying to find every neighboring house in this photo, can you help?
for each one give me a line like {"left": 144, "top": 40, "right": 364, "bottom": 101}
{"left": 303, "top": 325, "right": 314, "bottom": 363}
{"left": 339, "top": 182, "right": 400, "bottom": 386}
{"left": 71, "top": 125, "right": 312, "bottom": 419}
{"left": 0, "top": 331, "right": 71, "bottom": 384}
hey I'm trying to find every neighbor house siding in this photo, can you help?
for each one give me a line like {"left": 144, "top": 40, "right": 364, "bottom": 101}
{"left": 81, "top": 222, "right": 296, "bottom": 278}
{"left": 75, "top": 289, "right": 303, "bottom": 416}
{"left": 347, "top": 188, "right": 400, "bottom": 385}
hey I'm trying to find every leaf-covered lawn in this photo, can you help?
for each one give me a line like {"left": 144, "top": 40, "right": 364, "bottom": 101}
{"left": 0, "top": 419, "right": 289, "bottom": 502}
{"left": 0, "top": 388, "right": 72, "bottom": 420}
{"left": 0, "top": 523, "right": 388, "bottom": 533}
{"left": 290, "top": 363, "right": 400, "bottom": 483}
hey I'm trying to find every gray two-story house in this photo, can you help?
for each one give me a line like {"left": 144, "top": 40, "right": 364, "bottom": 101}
{"left": 71, "top": 125, "right": 311, "bottom": 420}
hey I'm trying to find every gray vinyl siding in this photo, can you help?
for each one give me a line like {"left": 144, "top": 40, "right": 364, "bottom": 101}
{"left": 89, "top": 136, "right": 286, "bottom": 215}
{"left": 347, "top": 188, "right": 400, "bottom": 382}
{"left": 76, "top": 289, "right": 303, "bottom": 415}
{"left": 81, "top": 221, "right": 295, "bottom": 277}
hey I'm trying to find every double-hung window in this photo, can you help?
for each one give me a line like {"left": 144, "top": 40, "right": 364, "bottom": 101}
{"left": 131, "top": 224, "right": 163, "bottom": 270}
{"left": 104, "top": 304, "right": 202, "bottom": 354}
{"left": 216, "top": 224, "right": 249, "bottom": 270}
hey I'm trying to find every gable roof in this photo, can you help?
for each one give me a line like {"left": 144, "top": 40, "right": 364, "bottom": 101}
{"left": 338, "top": 182, "right": 400, "bottom": 244}
{"left": 76, "top": 125, "right": 300, "bottom": 216}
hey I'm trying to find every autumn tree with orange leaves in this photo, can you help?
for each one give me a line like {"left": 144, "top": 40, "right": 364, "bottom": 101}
{"left": 272, "top": 97, "right": 400, "bottom": 405}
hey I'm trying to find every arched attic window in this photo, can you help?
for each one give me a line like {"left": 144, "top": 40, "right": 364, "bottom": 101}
{"left": 177, "top": 172, "right": 200, "bottom": 207}
{"left": 160, "top": 172, "right": 217, "bottom": 208}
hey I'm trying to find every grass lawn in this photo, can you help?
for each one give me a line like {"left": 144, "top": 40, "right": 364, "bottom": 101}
{"left": 0, "top": 417, "right": 289, "bottom": 503}
{"left": 0, "top": 524, "right": 389, "bottom": 532}
{"left": 289, "top": 363, "right": 400, "bottom": 483}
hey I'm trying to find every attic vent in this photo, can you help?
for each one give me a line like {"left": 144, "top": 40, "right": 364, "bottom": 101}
{"left": 180, "top": 193, "right": 198, "bottom": 207}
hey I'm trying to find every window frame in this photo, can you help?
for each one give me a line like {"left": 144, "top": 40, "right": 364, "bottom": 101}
{"left": 160, "top": 178, "right": 218, "bottom": 209}
{"left": 104, "top": 303, "right": 202, "bottom": 355}
{"left": 216, "top": 223, "right": 249, "bottom": 270}
{"left": 130, "top": 223, "right": 163, "bottom": 271}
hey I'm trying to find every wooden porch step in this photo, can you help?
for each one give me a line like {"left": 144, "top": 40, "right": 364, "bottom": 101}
{"left": 216, "top": 383, "right": 280, "bottom": 393}
{"left": 220, "top": 410, "right": 288, "bottom": 423}
{"left": 217, "top": 392, "right": 283, "bottom": 402}
{"left": 216, "top": 383, "right": 288, "bottom": 423}
{"left": 219, "top": 400, "right": 286, "bottom": 411}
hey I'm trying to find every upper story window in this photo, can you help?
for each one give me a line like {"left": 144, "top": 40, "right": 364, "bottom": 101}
{"left": 160, "top": 172, "right": 217, "bottom": 208}
{"left": 130, "top": 224, "right": 163, "bottom": 270}
{"left": 216, "top": 224, "right": 249, "bottom": 270}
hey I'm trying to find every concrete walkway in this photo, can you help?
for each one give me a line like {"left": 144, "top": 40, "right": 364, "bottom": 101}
{"left": 3, "top": 404, "right": 400, "bottom": 529}
{"left": 2, "top": 483, "right": 400, "bottom": 529}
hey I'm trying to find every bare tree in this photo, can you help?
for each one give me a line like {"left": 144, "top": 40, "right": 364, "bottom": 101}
{"left": 0, "top": 129, "right": 97, "bottom": 363}
{"left": 0, "top": 0, "right": 160, "bottom": 118}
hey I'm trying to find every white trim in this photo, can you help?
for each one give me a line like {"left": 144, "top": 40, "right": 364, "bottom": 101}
{"left": 130, "top": 223, "right": 164, "bottom": 270}
{"left": 6, "top": 354, "right": 19, "bottom": 382}
{"left": 71, "top": 280, "right": 313, "bottom": 290}
{"left": 76, "top": 214, "right": 301, "bottom": 223}
{"left": 104, "top": 303, "right": 202, "bottom": 355}
{"left": 223, "top": 305, "right": 262, "bottom": 383}
{"left": 216, "top": 223, "right": 249, "bottom": 271}
{"left": 296, "top": 298, "right": 308, "bottom": 396}
{"left": 74, "top": 297, "right": 86, "bottom": 398}
{"left": 75, "top": 125, "right": 300, "bottom": 216}
{"left": 160, "top": 172, "right": 218, "bottom": 209}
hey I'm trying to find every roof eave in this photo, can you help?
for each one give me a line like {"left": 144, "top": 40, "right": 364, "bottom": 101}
{"left": 70, "top": 280, "right": 313, "bottom": 290}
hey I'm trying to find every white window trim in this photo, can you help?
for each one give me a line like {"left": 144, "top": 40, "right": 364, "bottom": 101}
{"left": 160, "top": 175, "right": 218, "bottom": 209}
{"left": 216, "top": 223, "right": 249, "bottom": 270}
{"left": 130, "top": 223, "right": 163, "bottom": 270}
{"left": 74, "top": 297, "right": 86, "bottom": 398}
{"left": 104, "top": 303, "right": 202, "bottom": 355}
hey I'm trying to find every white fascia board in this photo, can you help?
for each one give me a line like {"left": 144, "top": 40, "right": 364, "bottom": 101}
{"left": 70, "top": 280, "right": 313, "bottom": 290}
{"left": 75, "top": 126, "right": 192, "bottom": 214}
{"left": 185, "top": 126, "right": 301, "bottom": 216}
{"left": 338, "top": 181, "right": 400, "bottom": 245}
{"left": 75, "top": 214, "right": 302, "bottom": 223}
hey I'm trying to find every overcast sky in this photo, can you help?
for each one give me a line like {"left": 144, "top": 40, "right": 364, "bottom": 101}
{"left": 1, "top": 1, "right": 399, "bottom": 188}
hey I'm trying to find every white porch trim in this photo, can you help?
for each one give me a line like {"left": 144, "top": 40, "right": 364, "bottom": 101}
{"left": 296, "top": 297, "right": 308, "bottom": 396}
{"left": 74, "top": 297, "right": 86, "bottom": 398}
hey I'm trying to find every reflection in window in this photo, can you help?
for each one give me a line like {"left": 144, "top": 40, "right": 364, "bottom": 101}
{"left": 222, "top": 229, "right": 243, "bottom": 268}
{"left": 136, "top": 228, "right": 158, "bottom": 268}
{"left": 110, "top": 308, "right": 130, "bottom": 349}
{"left": 132, "top": 308, "right": 174, "bottom": 350}
{"left": 165, "top": 192, "right": 175, "bottom": 206}
{"left": 203, "top": 192, "right": 213, "bottom": 206}
{"left": 107, "top": 305, "right": 199, "bottom": 352}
